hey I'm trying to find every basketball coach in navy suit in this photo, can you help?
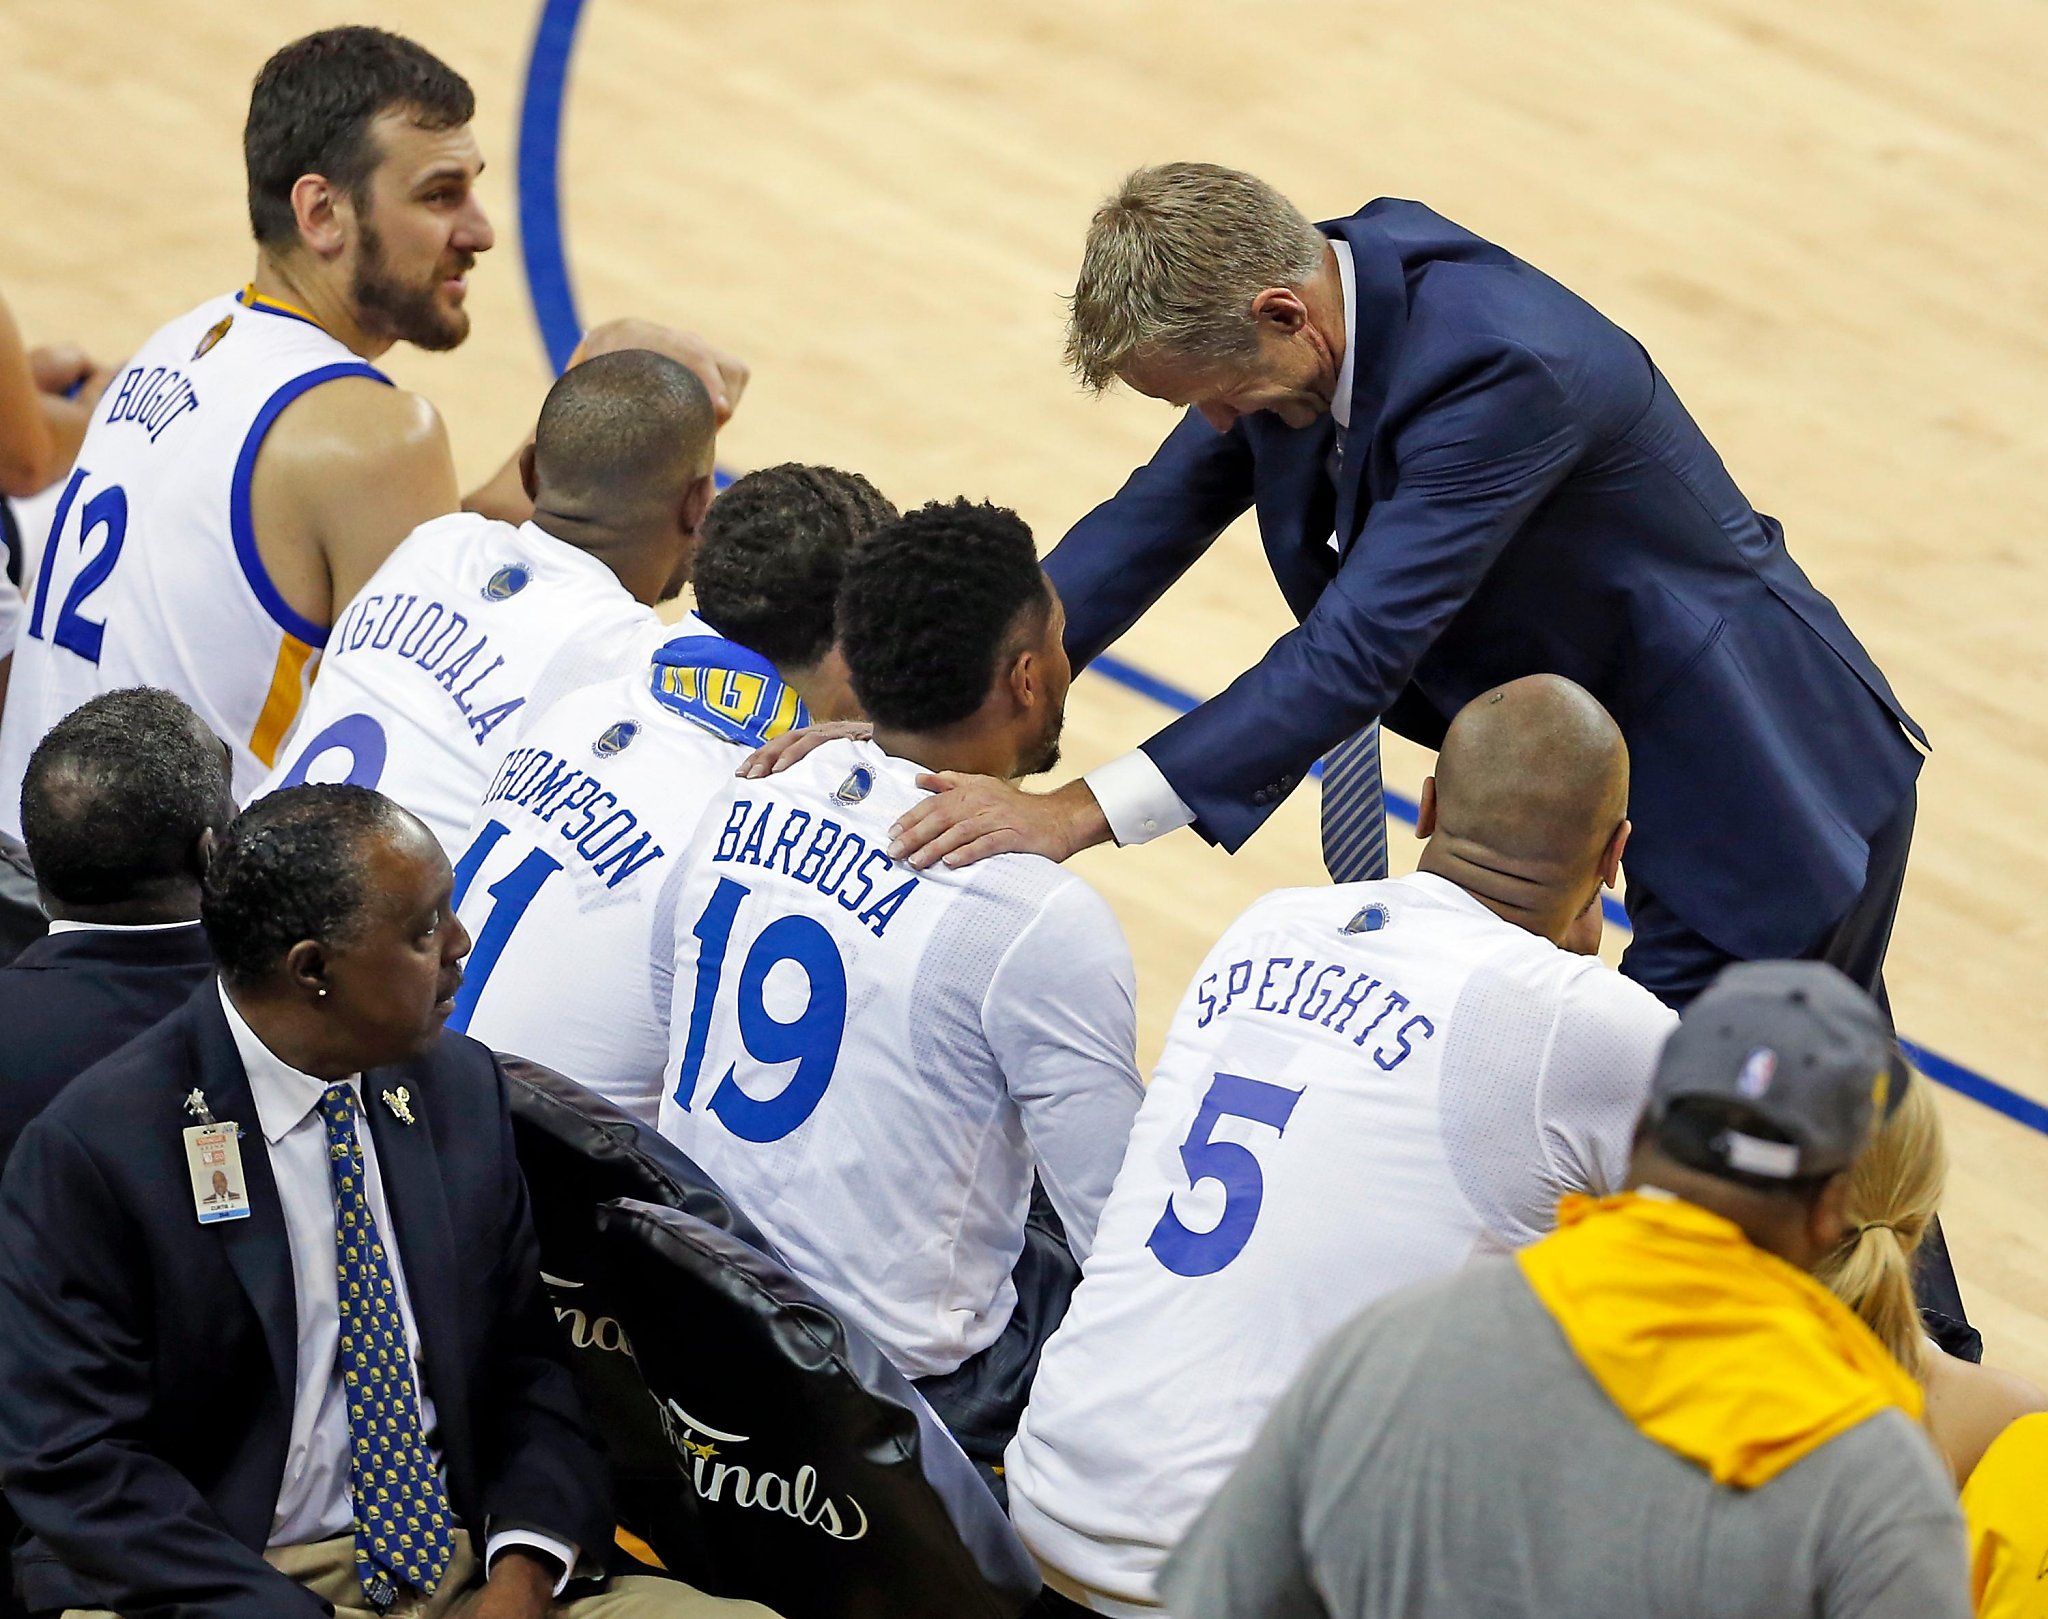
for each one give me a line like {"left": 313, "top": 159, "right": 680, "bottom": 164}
{"left": 885, "top": 162, "right": 1925, "bottom": 1017}
{"left": 0, "top": 688, "right": 230, "bottom": 1170}
{"left": 0, "top": 786, "right": 772, "bottom": 1619}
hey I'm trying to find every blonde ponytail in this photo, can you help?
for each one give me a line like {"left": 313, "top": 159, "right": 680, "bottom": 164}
{"left": 1815, "top": 1076, "right": 1946, "bottom": 1378}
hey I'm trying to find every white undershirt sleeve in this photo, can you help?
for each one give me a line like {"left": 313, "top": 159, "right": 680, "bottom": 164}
{"left": 980, "top": 880, "right": 1145, "bottom": 1260}
{"left": 0, "top": 573, "right": 22, "bottom": 662}
{"left": 1536, "top": 969, "right": 1680, "bottom": 1207}
{"left": 1084, "top": 748, "right": 1197, "bottom": 847}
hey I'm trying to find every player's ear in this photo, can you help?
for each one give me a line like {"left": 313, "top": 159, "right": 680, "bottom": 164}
{"left": 1415, "top": 776, "right": 1439, "bottom": 839}
{"left": 679, "top": 471, "right": 716, "bottom": 539}
{"left": 1601, "top": 818, "right": 1631, "bottom": 887}
{"left": 517, "top": 442, "right": 540, "bottom": 504}
{"left": 291, "top": 173, "right": 348, "bottom": 260}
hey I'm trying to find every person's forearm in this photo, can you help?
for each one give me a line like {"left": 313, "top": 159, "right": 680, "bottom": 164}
{"left": 464, "top": 443, "right": 534, "bottom": 525}
{"left": 36, "top": 392, "right": 95, "bottom": 480}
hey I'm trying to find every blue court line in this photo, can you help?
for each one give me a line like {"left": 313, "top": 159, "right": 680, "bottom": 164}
{"left": 514, "top": 0, "right": 2048, "bottom": 1140}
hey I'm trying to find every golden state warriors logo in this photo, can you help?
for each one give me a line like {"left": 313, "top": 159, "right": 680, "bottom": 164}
{"left": 1342, "top": 902, "right": 1391, "bottom": 934}
{"left": 593, "top": 721, "right": 639, "bottom": 758}
{"left": 191, "top": 313, "right": 234, "bottom": 361}
{"left": 834, "top": 766, "right": 874, "bottom": 805}
{"left": 482, "top": 563, "right": 531, "bottom": 601}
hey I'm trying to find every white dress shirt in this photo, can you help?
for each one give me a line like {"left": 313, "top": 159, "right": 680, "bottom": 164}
{"left": 44, "top": 918, "right": 204, "bottom": 935}
{"left": 216, "top": 984, "right": 576, "bottom": 1589}
{"left": 1083, "top": 238, "right": 1360, "bottom": 848}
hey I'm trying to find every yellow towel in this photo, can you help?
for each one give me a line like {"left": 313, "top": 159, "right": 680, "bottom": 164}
{"left": 1519, "top": 1191, "right": 1921, "bottom": 1487}
{"left": 1962, "top": 1410, "right": 2048, "bottom": 1618}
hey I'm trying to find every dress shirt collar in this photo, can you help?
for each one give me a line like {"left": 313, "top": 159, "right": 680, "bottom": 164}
{"left": 45, "top": 917, "right": 204, "bottom": 935}
{"left": 1330, "top": 236, "right": 1358, "bottom": 432}
{"left": 215, "top": 979, "right": 359, "bottom": 1146}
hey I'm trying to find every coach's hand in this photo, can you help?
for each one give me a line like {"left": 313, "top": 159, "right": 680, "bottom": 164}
{"left": 738, "top": 720, "right": 874, "bottom": 779}
{"left": 889, "top": 776, "right": 1111, "bottom": 869}
{"left": 571, "top": 318, "right": 751, "bottom": 424}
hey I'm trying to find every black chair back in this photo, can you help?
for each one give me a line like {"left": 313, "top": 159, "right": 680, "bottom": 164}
{"left": 502, "top": 1058, "right": 1039, "bottom": 1619}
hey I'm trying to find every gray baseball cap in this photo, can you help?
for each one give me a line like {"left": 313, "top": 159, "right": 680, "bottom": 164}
{"left": 1648, "top": 960, "right": 1909, "bottom": 1183}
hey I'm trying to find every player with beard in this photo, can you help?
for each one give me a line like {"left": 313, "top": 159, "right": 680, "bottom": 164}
{"left": 657, "top": 500, "right": 1143, "bottom": 1466}
{"left": 250, "top": 350, "right": 718, "bottom": 859}
{"left": 0, "top": 27, "right": 746, "bottom": 834}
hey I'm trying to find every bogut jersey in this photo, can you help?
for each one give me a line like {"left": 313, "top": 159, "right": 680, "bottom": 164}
{"left": 249, "top": 512, "right": 670, "bottom": 858}
{"left": 1003, "top": 872, "right": 1678, "bottom": 1613}
{"left": 656, "top": 737, "right": 1144, "bottom": 1379}
{"left": 0, "top": 290, "right": 389, "bottom": 836}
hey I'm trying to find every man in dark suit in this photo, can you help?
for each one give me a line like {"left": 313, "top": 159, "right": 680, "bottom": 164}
{"left": 885, "top": 162, "right": 1924, "bottom": 1019}
{"left": 0, "top": 785, "right": 775, "bottom": 1619}
{"left": 0, "top": 687, "right": 231, "bottom": 1168}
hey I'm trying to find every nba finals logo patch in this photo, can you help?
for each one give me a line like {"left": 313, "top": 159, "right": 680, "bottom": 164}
{"left": 1342, "top": 903, "right": 1391, "bottom": 935}
{"left": 593, "top": 721, "right": 639, "bottom": 759}
{"left": 191, "top": 314, "right": 234, "bottom": 361}
{"left": 1737, "top": 1046, "right": 1778, "bottom": 1099}
{"left": 482, "top": 563, "right": 531, "bottom": 601}
{"left": 835, "top": 766, "right": 875, "bottom": 805}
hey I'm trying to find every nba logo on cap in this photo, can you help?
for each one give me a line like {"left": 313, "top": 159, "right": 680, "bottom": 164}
{"left": 593, "top": 721, "right": 639, "bottom": 758}
{"left": 1737, "top": 1046, "right": 1778, "bottom": 1099}
{"left": 482, "top": 564, "right": 531, "bottom": 601}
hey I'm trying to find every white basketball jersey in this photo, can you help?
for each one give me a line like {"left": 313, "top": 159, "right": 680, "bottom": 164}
{"left": 448, "top": 617, "right": 779, "bottom": 1123}
{"left": 1003, "top": 872, "right": 1677, "bottom": 1614}
{"left": 0, "top": 291, "right": 387, "bottom": 837}
{"left": 250, "top": 512, "right": 670, "bottom": 859}
{"left": 657, "top": 737, "right": 1143, "bottom": 1379}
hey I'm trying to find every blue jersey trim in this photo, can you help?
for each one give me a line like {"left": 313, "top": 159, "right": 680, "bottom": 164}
{"left": 229, "top": 362, "right": 392, "bottom": 649}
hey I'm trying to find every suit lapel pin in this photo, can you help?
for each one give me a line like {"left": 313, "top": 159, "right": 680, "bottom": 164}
{"left": 381, "top": 1086, "right": 415, "bottom": 1126}
{"left": 183, "top": 1088, "right": 216, "bottom": 1126}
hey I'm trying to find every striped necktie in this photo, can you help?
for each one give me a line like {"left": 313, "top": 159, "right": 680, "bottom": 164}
{"left": 319, "top": 1083, "right": 454, "bottom": 1609}
{"left": 1321, "top": 722, "right": 1389, "bottom": 883}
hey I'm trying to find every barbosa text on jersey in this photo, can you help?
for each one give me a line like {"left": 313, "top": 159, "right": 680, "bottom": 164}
{"left": 708, "top": 797, "right": 921, "bottom": 939}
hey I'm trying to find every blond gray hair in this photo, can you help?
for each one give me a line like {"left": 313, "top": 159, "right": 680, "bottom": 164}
{"left": 1065, "top": 162, "right": 1327, "bottom": 393}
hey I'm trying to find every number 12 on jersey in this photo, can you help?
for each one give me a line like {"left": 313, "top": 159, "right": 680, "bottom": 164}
{"left": 671, "top": 876, "right": 848, "bottom": 1143}
{"left": 1146, "top": 1071, "right": 1305, "bottom": 1278}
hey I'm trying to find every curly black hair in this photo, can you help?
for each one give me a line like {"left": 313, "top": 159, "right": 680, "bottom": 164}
{"left": 202, "top": 785, "right": 407, "bottom": 985}
{"left": 246, "top": 27, "right": 474, "bottom": 250}
{"left": 695, "top": 464, "right": 897, "bottom": 667}
{"left": 836, "top": 498, "right": 1049, "bottom": 732}
{"left": 20, "top": 688, "right": 233, "bottom": 907}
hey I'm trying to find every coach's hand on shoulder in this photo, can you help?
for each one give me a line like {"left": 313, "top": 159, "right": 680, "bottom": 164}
{"left": 890, "top": 776, "right": 1110, "bottom": 870}
{"left": 737, "top": 719, "right": 873, "bottom": 779}
{"left": 572, "top": 318, "right": 750, "bottom": 425}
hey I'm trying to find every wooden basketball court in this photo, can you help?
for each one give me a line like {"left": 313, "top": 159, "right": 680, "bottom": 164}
{"left": 4, "top": 0, "right": 2043, "bottom": 1375}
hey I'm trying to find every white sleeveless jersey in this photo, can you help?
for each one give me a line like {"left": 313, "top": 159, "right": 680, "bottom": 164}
{"left": 0, "top": 291, "right": 388, "bottom": 837}
{"left": 1003, "top": 872, "right": 1677, "bottom": 1614}
{"left": 657, "top": 738, "right": 1144, "bottom": 1379}
{"left": 446, "top": 615, "right": 745, "bottom": 1123}
{"left": 250, "top": 513, "right": 670, "bottom": 859}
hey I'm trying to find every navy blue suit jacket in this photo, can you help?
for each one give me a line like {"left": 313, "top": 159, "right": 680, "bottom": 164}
{"left": 0, "top": 922, "right": 214, "bottom": 1169}
{"left": 1046, "top": 200, "right": 1924, "bottom": 960}
{"left": 0, "top": 987, "right": 608, "bottom": 1618}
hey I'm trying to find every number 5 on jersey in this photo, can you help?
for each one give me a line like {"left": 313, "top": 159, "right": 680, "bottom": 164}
{"left": 672, "top": 875, "right": 848, "bottom": 1144}
{"left": 1147, "top": 1071, "right": 1305, "bottom": 1278}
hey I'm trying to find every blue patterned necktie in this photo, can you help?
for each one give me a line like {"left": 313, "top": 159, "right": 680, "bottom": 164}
{"left": 1321, "top": 722, "right": 1389, "bottom": 883}
{"left": 319, "top": 1083, "right": 454, "bottom": 1608}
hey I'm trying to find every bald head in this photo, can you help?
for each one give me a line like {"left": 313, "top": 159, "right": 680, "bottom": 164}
{"left": 524, "top": 349, "right": 718, "bottom": 603}
{"left": 1417, "top": 675, "right": 1630, "bottom": 942}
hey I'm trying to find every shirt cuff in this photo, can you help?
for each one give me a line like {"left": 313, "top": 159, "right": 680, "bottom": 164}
{"left": 484, "top": 1529, "right": 580, "bottom": 1596}
{"left": 1085, "top": 749, "right": 1196, "bottom": 847}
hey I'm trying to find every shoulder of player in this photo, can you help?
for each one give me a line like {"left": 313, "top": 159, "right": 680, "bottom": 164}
{"left": 261, "top": 375, "right": 450, "bottom": 483}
